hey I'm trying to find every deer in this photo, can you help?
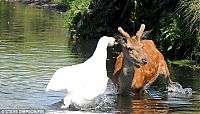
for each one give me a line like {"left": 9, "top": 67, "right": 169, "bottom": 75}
{"left": 112, "top": 24, "right": 173, "bottom": 95}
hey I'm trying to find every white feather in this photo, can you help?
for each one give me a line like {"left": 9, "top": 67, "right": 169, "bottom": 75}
{"left": 46, "top": 36, "right": 115, "bottom": 107}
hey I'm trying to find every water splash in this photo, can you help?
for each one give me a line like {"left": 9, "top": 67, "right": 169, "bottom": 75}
{"left": 168, "top": 82, "right": 192, "bottom": 96}
{"left": 94, "top": 80, "right": 118, "bottom": 112}
{"left": 62, "top": 80, "right": 118, "bottom": 111}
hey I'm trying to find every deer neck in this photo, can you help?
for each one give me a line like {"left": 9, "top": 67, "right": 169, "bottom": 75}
{"left": 121, "top": 53, "right": 135, "bottom": 77}
{"left": 118, "top": 52, "right": 135, "bottom": 95}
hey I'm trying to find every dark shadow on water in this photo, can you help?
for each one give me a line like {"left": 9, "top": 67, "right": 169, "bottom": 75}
{"left": 47, "top": 99, "right": 64, "bottom": 110}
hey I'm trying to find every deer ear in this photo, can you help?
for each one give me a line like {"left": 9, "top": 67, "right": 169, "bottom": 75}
{"left": 141, "top": 29, "right": 153, "bottom": 39}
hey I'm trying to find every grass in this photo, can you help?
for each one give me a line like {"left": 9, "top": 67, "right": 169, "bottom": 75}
{"left": 179, "top": 0, "right": 200, "bottom": 33}
{"left": 169, "top": 60, "right": 200, "bottom": 69}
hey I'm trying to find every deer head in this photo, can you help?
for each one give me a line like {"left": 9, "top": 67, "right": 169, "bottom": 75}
{"left": 116, "top": 24, "right": 150, "bottom": 67}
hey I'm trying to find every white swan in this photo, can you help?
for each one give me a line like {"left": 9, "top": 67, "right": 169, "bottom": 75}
{"left": 46, "top": 36, "right": 116, "bottom": 108}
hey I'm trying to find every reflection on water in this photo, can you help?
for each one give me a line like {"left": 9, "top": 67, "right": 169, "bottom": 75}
{"left": 0, "top": 2, "right": 82, "bottom": 109}
{"left": 117, "top": 95, "right": 169, "bottom": 113}
{"left": 0, "top": 2, "right": 200, "bottom": 113}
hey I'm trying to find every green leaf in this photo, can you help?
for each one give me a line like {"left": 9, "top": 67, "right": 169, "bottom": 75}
{"left": 167, "top": 46, "right": 172, "bottom": 51}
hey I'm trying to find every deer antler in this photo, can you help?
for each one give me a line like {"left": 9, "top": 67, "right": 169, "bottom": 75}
{"left": 136, "top": 24, "right": 145, "bottom": 42}
{"left": 118, "top": 27, "right": 130, "bottom": 39}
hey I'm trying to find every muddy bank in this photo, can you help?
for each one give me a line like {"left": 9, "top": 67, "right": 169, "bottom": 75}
{"left": 5, "top": 0, "right": 68, "bottom": 14}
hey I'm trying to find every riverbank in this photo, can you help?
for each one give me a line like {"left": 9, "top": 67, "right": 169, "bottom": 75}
{"left": 30, "top": 3, "right": 67, "bottom": 14}
{"left": 169, "top": 60, "right": 200, "bottom": 69}
{"left": 4, "top": 0, "right": 68, "bottom": 14}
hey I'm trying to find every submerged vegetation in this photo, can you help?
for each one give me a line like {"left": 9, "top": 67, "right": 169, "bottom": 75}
{"left": 169, "top": 60, "right": 200, "bottom": 69}
{"left": 63, "top": 0, "right": 199, "bottom": 63}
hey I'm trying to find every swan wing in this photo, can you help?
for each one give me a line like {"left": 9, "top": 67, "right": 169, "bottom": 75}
{"left": 46, "top": 63, "right": 82, "bottom": 91}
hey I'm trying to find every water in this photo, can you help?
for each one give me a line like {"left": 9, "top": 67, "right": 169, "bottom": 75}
{"left": 0, "top": 2, "right": 200, "bottom": 113}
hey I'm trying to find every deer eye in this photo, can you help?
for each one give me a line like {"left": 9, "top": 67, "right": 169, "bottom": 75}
{"left": 123, "top": 37, "right": 127, "bottom": 43}
{"left": 127, "top": 47, "right": 132, "bottom": 51}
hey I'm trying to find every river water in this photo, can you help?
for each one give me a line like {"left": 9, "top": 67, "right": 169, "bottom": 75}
{"left": 0, "top": 2, "right": 200, "bottom": 114}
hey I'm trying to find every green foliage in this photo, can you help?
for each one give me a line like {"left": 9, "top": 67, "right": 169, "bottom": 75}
{"left": 60, "top": 0, "right": 69, "bottom": 5}
{"left": 160, "top": 16, "right": 181, "bottom": 52}
{"left": 198, "top": 32, "right": 200, "bottom": 45}
{"left": 158, "top": 14, "right": 198, "bottom": 58}
{"left": 65, "top": 0, "right": 91, "bottom": 31}
{"left": 64, "top": 0, "right": 200, "bottom": 60}
{"left": 65, "top": 0, "right": 121, "bottom": 39}
{"left": 128, "top": 0, "right": 199, "bottom": 59}
{"left": 179, "top": 0, "right": 200, "bottom": 33}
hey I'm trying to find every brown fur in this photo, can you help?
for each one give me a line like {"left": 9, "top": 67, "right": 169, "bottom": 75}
{"left": 112, "top": 25, "right": 173, "bottom": 94}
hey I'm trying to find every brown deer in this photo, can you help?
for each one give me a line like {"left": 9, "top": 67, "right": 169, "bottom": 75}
{"left": 112, "top": 24, "right": 173, "bottom": 95}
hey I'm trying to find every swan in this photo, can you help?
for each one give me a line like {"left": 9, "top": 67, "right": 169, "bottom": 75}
{"left": 46, "top": 36, "right": 116, "bottom": 108}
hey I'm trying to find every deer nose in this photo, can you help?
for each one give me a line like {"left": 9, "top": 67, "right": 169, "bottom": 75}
{"left": 142, "top": 58, "right": 147, "bottom": 64}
